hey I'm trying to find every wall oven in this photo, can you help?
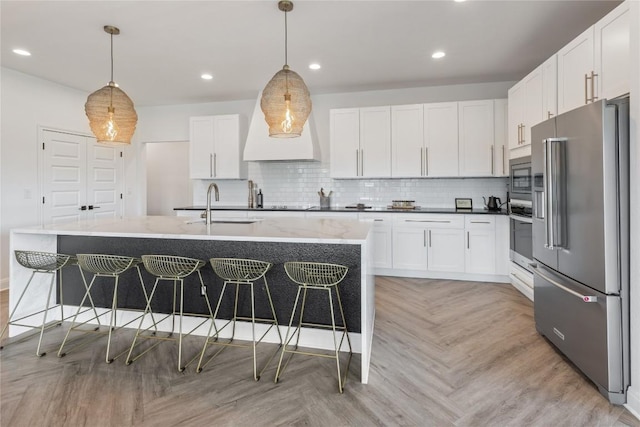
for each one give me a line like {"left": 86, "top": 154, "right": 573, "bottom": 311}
{"left": 509, "top": 156, "right": 533, "bottom": 272}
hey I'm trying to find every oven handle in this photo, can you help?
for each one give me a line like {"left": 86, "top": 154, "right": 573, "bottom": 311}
{"left": 509, "top": 214, "right": 532, "bottom": 224}
{"left": 530, "top": 263, "right": 598, "bottom": 303}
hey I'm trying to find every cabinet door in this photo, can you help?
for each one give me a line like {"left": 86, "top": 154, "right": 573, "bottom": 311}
{"left": 189, "top": 116, "right": 214, "bottom": 179}
{"left": 557, "top": 26, "right": 594, "bottom": 114}
{"left": 391, "top": 104, "right": 423, "bottom": 178}
{"left": 427, "top": 228, "right": 465, "bottom": 272}
{"left": 508, "top": 82, "right": 524, "bottom": 151}
{"left": 371, "top": 224, "right": 393, "bottom": 269}
{"left": 594, "top": 2, "right": 629, "bottom": 102}
{"left": 458, "top": 100, "right": 494, "bottom": 177}
{"left": 424, "top": 102, "right": 459, "bottom": 177}
{"left": 360, "top": 106, "right": 391, "bottom": 177}
{"left": 493, "top": 99, "right": 508, "bottom": 177}
{"left": 465, "top": 228, "right": 496, "bottom": 274}
{"left": 542, "top": 55, "right": 558, "bottom": 120}
{"left": 392, "top": 226, "right": 428, "bottom": 271}
{"left": 212, "top": 115, "right": 242, "bottom": 179}
{"left": 523, "top": 66, "right": 544, "bottom": 146}
{"left": 330, "top": 108, "right": 360, "bottom": 178}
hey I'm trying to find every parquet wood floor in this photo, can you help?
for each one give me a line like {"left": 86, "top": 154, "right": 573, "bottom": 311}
{"left": 1, "top": 278, "right": 639, "bottom": 426}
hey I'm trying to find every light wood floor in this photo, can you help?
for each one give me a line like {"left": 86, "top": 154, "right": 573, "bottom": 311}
{"left": 1, "top": 278, "right": 639, "bottom": 426}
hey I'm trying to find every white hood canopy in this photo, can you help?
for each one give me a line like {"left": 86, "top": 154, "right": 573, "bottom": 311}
{"left": 243, "top": 93, "right": 319, "bottom": 161}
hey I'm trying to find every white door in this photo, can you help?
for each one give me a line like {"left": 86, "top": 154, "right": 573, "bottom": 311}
{"left": 391, "top": 104, "right": 423, "bottom": 178}
{"left": 424, "top": 102, "right": 459, "bottom": 177}
{"left": 458, "top": 100, "right": 494, "bottom": 177}
{"left": 42, "top": 130, "right": 122, "bottom": 224}
{"left": 42, "top": 131, "right": 87, "bottom": 224}
{"left": 557, "top": 26, "right": 594, "bottom": 114}
{"left": 330, "top": 108, "right": 360, "bottom": 178}
{"left": 359, "top": 106, "right": 391, "bottom": 177}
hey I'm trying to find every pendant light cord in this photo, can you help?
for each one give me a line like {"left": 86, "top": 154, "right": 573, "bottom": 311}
{"left": 284, "top": 9, "right": 288, "bottom": 66}
{"left": 109, "top": 31, "right": 114, "bottom": 108}
{"left": 110, "top": 32, "right": 114, "bottom": 82}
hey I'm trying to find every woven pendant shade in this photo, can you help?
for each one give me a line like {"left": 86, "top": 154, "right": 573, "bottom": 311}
{"left": 85, "top": 83, "right": 137, "bottom": 145}
{"left": 261, "top": 67, "right": 312, "bottom": 138}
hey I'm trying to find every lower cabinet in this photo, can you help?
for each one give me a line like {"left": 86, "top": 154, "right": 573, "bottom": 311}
{"left": 392, "top": 215, "right": 465, "bottom": 273}
{"left": 465, "top": 216, "right": 496, "bottom": 274}
{"left": 359, "top": 213, "right": 393, "bottom": 269}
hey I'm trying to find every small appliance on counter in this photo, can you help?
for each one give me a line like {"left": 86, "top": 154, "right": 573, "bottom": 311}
{"left": 483, "top": 196, "right": 506, "bottom": 211}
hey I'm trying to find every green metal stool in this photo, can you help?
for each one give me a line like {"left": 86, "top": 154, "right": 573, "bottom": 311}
{"left": 125, "top": 255, "right": 215, "bottom": 372}
{"left": 275, "top": 262, "right": 352, "bottom": 393}
{"left": 57, "top": 254, "right": 153, "bottom": 363}
{"left": 0, "top": 250, "right": 98, "bottom": 357}
{"left": 196, "top": 258, "right": 282, "bottom": 380}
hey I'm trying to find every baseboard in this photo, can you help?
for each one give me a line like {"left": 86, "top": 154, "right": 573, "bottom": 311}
{"left": 375, "top": 268, "right": 510, "bottom": 283}
{"left": 626, "top": 386, "right": 640, "bottom": 421}
{"left": 0, "top": 277, "right": 8, "bottom": 291}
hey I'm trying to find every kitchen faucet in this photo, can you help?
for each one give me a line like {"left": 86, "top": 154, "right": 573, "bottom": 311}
{"left": 205, "top": 182, "right": 219, "bottom": 225}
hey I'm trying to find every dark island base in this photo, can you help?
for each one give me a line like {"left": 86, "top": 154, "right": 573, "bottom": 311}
{"left": 57, "top": 236, "right": 362, "bottom": 333}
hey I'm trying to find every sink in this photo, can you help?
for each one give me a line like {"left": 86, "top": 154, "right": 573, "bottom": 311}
{"left": 185, "top": 218, "right": 261, "bottom": 225}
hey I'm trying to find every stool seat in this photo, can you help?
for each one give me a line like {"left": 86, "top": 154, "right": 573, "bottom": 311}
{"left": 210, "top": 258, "right": 271, "bottom": 281}
{"left": 0, "top": 250, "right": 91, "bottom": 357}
{"left": 275, "top": 261, "right": 352, "bottom": 393}
{"left": 142, "top": 255, "right": 205, "bottom": 279}
{"left": 77, "top": 254, "right": 140, "bottom": 276}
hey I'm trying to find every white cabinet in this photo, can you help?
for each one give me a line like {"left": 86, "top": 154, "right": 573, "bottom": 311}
{"left": 359, "top": 213, "right": 393, "bottom": 269}
{"left": 330, "top": 107, "right": 391, "bottom": 178}
{"left": 557, "top": 2, "right": 629, "bottom": 114}
{"left": 465, "top": 216, "right": 496, "bottom": 274}
{"left": 542, "top": 55, "right": 558, "bottom": 120}
{"left": 392, "top": 215, "right": 465, "bottom": 273}
{"left": 189, "top": 115, "right": 246, "bottom": 179}
{"left": 425, "top": 102, "right": 459, "bottom": 177}
{"left": 493, "top": 99, "right": 508, "bottom": 177}
{"left": 508, "top": 66, "right": 543, "bottom": 156}
{"left": 391, "top": 104, "right": 424, "bottom": 178}
{"left": 458, "top": 100, "right": 494, "bottom": 177}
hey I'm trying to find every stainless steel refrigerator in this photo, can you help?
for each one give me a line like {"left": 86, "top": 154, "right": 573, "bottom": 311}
{"left": 530, "top": 97, "right": 629, "bottom": 404}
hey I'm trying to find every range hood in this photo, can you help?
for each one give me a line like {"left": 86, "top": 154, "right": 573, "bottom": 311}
{"left": 243, "top": 92, "right": 319, "bottom": 161}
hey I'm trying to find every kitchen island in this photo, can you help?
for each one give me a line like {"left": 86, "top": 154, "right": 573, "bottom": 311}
{"left": 9, "top": 216, "right": 375, "bottom": 382}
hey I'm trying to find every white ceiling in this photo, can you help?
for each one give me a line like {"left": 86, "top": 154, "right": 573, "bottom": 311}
{"left": 1, "top": 0, "right": 621, "bottom": 107}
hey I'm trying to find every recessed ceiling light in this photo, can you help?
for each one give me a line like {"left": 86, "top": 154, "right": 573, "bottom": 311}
{"left": 13, "top": 48, "right": 31, "bottom": 56}
{"left": 309, "top": 63, "right": 321, "bottom": 70}
{"left": 454, "top": 0, "right": 466, "bottom": 3}
{"left": 201, "top": 73, "right": 213, "bottom": 80}
{"left": 432, "top": 51, "right": 446, "bottom": 59}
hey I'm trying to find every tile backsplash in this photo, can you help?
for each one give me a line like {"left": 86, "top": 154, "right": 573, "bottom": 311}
{"left": 193, "top": 161, "right": 509, "bottom": 209}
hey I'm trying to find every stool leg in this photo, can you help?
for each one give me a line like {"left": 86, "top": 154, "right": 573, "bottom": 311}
{"left": 105, "top": 275, "right": 120, "bottom": 363}
{"left": 334, "top": 286, "right": 352, "bottom": 353}
{"left": 58, "top": 273, "right": 100, "bottom": 358}
{"left": 275, "top": 286, "right": 303, "bottom": 384}
{"left": 34, "top": 273, "right": 56, "bottom": 357}
{"left": 171, "top": 279, "right": 178, "bottom": 336}
{"left": 126, "top": 278, "right": 160, "bottom": 365}
{"left": 232, "top": 282, "right": 240, "bottom": 341}
{"left": 196, "top": 281, "right": 228, "bottom": 373}
{"left": 77, "top": 265, "right": 102, "bottom": 327}
{"left": 263, "top": 277, "right": 282, "bottom": 344}
{"left": 327, "top": 287, "right": 344, "bottom": 393}
{"left": 250, "top": 281, "right": 257, "bottom": 380}
{"left": 135, "top": 265, "right": 157, "bottom": 334}
{"left": 177, "top": 279, "right": 185, "bottom": 372}
{"left": 58, "top": 268, "right": 65, "bottom": 325}
{"left": 294, "top": 287, "right": 309, "bottom": 349}
{"left": 197, "top": 270, "right": 217, "bottom": 336}
{"left": 0, "top": 270, "right": 38, "bottom": 348}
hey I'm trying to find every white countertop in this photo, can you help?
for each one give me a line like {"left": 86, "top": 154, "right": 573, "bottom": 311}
{"left": 11, "top": 215, "right": 372, "bottom": 244}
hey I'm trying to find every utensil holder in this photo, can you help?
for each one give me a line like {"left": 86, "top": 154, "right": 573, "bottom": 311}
{"left": 320, "top": 196, "right": 331, "bottom": 209}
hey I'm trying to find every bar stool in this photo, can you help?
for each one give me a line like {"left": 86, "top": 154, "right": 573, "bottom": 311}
{"left": 57, "top": 254, "right": 152, "bottom": 363}
{"left": 0, "top": 250, "right": 98, "bottom": 357}
{"left": 196, "top": 258, "right": 282, "bottom": 381}
{"left": 275, "top": 262, "right": 352, "bottom": 393}
{"left": 125, "top": 255, "right": 215, "bottom": 372}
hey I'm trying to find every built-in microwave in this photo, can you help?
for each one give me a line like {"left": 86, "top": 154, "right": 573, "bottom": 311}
{"left": 509, "top": 156, "right": 533, "bottom": 272}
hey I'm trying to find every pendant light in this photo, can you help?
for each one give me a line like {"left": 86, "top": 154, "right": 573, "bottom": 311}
{"left": 85, "top": 26, "right": 137, "bottom": 145}
{"left": 261, "top": 0, "right": 312, "bottom": 138}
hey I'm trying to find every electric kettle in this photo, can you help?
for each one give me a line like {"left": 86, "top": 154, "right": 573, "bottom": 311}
{"left": 483, "top": 196, "right": 502, "bottom": 211}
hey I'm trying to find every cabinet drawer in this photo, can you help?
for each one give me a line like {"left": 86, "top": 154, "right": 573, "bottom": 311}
{"left": 394, "top": 214, "right": 464, "bottom": 229}
{"left": 465, "top": 215, "right": 496, "bottom": 229}
{"left": 358, "top": 212, "right": 392, "bottom": 223}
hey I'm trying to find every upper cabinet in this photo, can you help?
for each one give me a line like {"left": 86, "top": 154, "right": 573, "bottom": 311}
{"left": 337, "top": 99, "right": 505, "bottom": 179}
{"left": 189, "top": 115, "right": 246, "bottom": 179}
{"left": 330, "top": 107, "right": 391, "bottom": 178}
{"left": 458, "top": 100, "right": 494, "bottom": 177}
{"left": 557, "top": 2, "right": 629, "bottom": 114}
{"left": 508, "top": 65, "right": 543, "bottom": 156}
{"left": 541, "top": 55, "right": 558, "bottom": 120}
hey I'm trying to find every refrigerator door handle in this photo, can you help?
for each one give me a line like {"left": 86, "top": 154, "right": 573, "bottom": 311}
{"left": 543, "top": 139, "right": 552, "bottom": 248}
{"left": 544, "top": 137, "right": 567, "bottom": 249}
{"left": 531, "top": 265, "right": 598, "bottom": 303}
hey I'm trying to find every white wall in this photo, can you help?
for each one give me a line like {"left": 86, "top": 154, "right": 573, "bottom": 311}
{"left": 146, "top": 141, "right": 192, "bottom": 215}
{"left": 0, "top": 67, "right": 139, "bottom": 289}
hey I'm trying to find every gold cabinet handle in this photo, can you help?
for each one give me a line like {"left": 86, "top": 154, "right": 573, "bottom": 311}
{"left": 420, "top": 147, "right": 424, "bottom": 176}
{"left": 502, "top": 145, "right": 505, "bottom": 175}
{"left": 591, "top": 71, "right": 598, "bottom": 102}
{"left": 491, "top": 146, "right": 494, "bottom": 175}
